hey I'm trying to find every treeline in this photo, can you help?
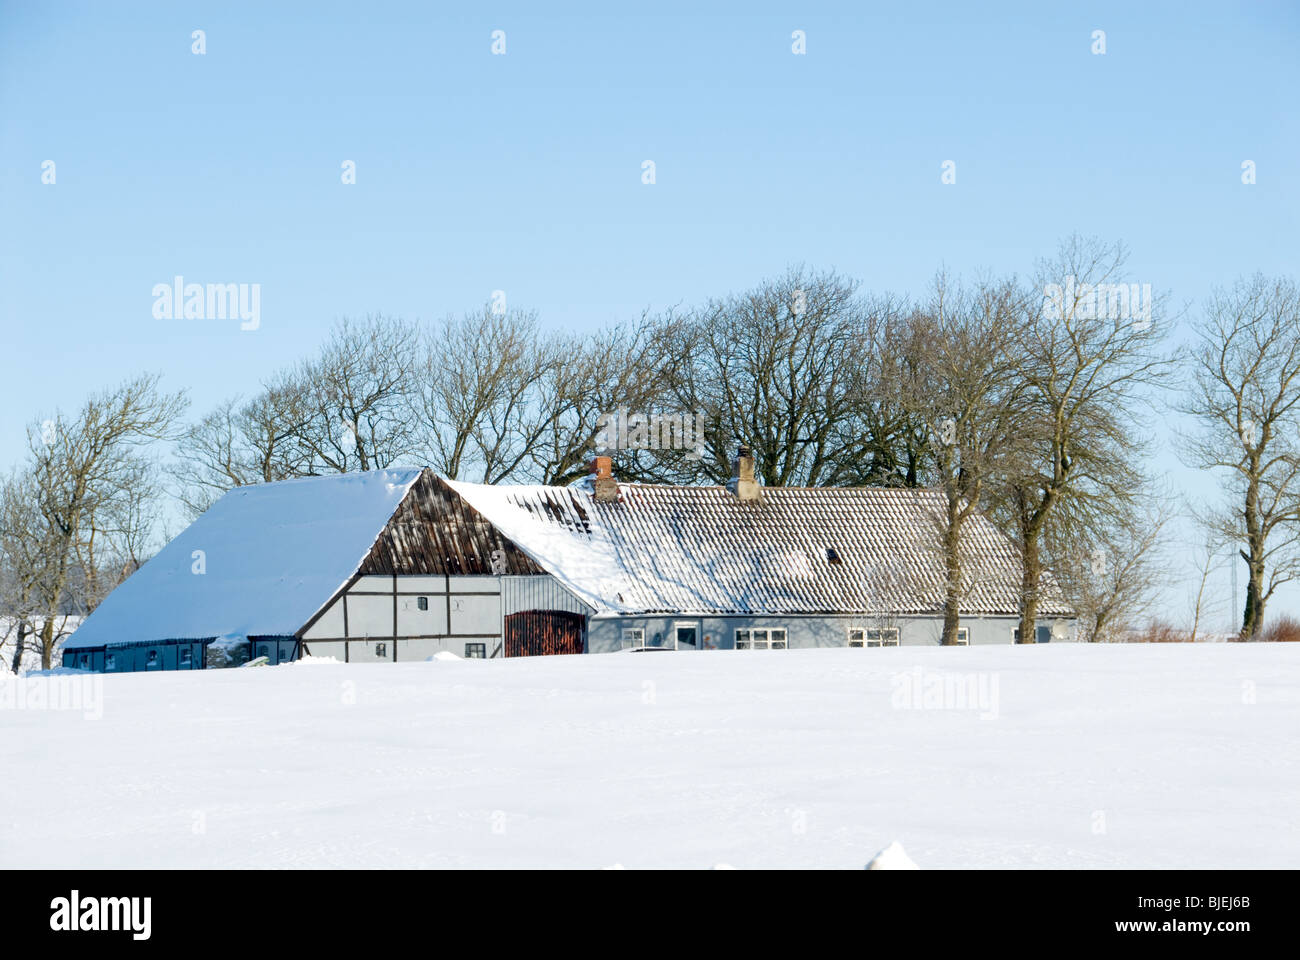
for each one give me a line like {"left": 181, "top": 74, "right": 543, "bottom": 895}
{"left": 3, "top": 235, "right": 1298, "bottom": 668}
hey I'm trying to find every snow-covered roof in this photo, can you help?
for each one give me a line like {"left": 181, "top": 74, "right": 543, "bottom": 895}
{"left": 65, "top": 468, "right": 424, "bottom": 649}
{"left": 447, "top": 479, "right": 1074, "bottom": 618}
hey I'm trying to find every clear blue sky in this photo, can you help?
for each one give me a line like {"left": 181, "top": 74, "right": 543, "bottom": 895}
{"left": 1, "top": 0, "right": 1298, "bottom": 626}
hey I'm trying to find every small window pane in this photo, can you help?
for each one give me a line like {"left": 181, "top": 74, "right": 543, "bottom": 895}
{"left": 417, "top": 596, "right": 429, "bottom": 611}
{"left": 465, "top": 643, "right": 486, "bottom": 659}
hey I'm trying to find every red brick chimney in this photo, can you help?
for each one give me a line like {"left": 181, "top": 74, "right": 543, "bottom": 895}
{"left": 589, "top": 455, "right": 619, "bottom": 503}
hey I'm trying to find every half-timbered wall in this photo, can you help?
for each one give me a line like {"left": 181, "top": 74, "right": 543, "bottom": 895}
{"left": 301, "top": 573, "right": 594, "bottom": 661}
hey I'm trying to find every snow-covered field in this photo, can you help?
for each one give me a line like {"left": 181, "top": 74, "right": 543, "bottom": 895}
{"left": 2, "top": 644, "right": 1296, "bottom": 868}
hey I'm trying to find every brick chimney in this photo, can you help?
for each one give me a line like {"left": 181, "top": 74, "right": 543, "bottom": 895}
{"left": 726, "top": 445, "right": 762, "bottom": 502}
{"left": 589, "top": 455, "right": 619, "bottom": 503}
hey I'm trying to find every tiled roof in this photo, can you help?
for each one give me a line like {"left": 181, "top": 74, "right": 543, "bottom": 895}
{"left": 447, "top": 480, "right": 1074, "bottom": 618}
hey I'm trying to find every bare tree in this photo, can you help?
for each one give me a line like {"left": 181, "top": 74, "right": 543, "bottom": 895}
{"left": 902, "top": 275, "right": 1030, "bottom": 645}
{"left": 1047, "top": 494, "right": 1172, "bottom": 643}
{"left": 1179, "top": 274, "right": 1300, "bottom": 638}
{"left": 172, "top": 373, "right": 312, "bottom": 516}
{"left": 414, "top": 306, "right": 560, "bottom": 482}
{"left": 999, "top": 236, "right": 1175, "bottom": 646}
{"left": 413, "top": 308, "right": 663, "bottom": 485}
{"left": 1184, "top": 538, "right": 1223, "bottom": 644}
{"left": 18, "top": 374, "right": 186, "bottom": 668}
{"left": 648, "top": 267, "right": 889, "bottom": 487}
{"left": 0, "top": 469, "right": 57, "bottom": 672}
{"left": 526, "top": 322, "right": 664, "bottom": 486}
{"left": 295, "top": 314, "right": 419, "bottom": 473}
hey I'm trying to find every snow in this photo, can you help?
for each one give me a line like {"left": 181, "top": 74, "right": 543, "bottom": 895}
{"left": 446, "top": 479, "right": 624, "bottom": 613}
{"left": 1, "top": 643, "right": 1296, "bottom": 868}
{"left": 867, "top": 840, "right": 919, "bottom": 869}
{"left": 63, "top": 468, "right": 424, "bottom": 651}
{"left": 291, "top": 655, "right": 343, "bottom": 667}
{"left": 446, "top": 479, "right": 1071, "bottom": 618}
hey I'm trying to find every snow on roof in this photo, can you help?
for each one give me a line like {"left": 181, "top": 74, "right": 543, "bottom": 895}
{"left": 65, "top": 468, "right": 424, "bottom": 650}
{"left": 447, "top": 479, "right": 1074, "bottom": 618}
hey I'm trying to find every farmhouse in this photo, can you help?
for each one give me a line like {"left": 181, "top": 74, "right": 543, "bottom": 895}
{"left": 61, "top": 450, "right": 1075, "bottom": 672}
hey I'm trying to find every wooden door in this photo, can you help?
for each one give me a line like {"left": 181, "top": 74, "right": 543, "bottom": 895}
{"left": 504, "top": 610, "right": 585, "bottom": 657}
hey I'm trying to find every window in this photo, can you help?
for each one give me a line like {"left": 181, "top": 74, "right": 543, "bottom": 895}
{"left": 1013, "top": 626, "right": 1052, "bottom": 643}
{"left": 850, "top": 628, "right": 899, "bottom": 647}
{"left": 674, "top": 623, "right": 698, "bottom": 648}
{"left": 865, "top": 628, "right": 900, "bottom": 647}
{"left": 955, "top": 627, "right": 969, "bottom": 645}
{"left": 417, "top": 596, "right": 428, "bottom": 611}
{"left": 105, "top": 654, "right": 116, "bottom": 670}
{"left": 465, "top": 643, "right": 486, "bottom": 659}
{"left": 375, "top": 642, "right": 387, "bottom": 658}
{"left": 735, "top": 627, "right": 788, "bottom": 650}
{"left": 147, "top": 650, "right": 158, "bottom": 664}
{"left": 620, "top": 628, "right": 645, "bottom": 650}
{"left": 180, "top": 648, "right": 192, "bottom": 664}
{"left": 256, "top": 644, "right": 270, "bottom": 659}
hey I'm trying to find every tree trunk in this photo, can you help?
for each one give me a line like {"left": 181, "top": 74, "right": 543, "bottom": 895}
{"left": 1017, "top": 533, "right": 1040, "bottom": 644}
{"left": 1241, "top": 476, "right": 1266, "bottom": 639}
{"left": 1242, "top": 548, "right": 1266, "bottom": 639}
{"left": 10, "top": 622, "right": 25, "bottom": 673}
{"left": 39, "top": 617, "right": 54, "bottom": 671}
{"left": 941, "top": 500, "right": 962, "bottom": 645}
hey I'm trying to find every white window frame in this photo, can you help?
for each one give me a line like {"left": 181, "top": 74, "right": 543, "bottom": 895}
{"left": 955, "top": 627, "right": 969, "bottom": 645}
{"left": 621, "top": 627, "right": 646, "bottom": 650}
{"left": 734, "top": 626, "right": 789, "bottom": 650}
{"left": 865, "top": 628, "right": 900, "bottom": 647}
{"left": 673, "top": 621, "right": 699, "bottom": 649}
{"left": 848, "top": 628, "right": 866, "bottom": 648}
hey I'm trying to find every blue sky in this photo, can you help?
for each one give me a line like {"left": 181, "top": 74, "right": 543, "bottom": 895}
{"left": 1, "top": 0, "right": 1298, "bottom": 626}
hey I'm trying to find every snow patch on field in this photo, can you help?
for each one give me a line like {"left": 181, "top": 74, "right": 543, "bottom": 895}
{"left": 1, "top": 644, "right": 1296, "bottom": 868}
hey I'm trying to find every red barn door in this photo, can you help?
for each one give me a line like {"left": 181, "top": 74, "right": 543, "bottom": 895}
{"left": 504, "top": 610, "right": 585, "bottom": 657}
